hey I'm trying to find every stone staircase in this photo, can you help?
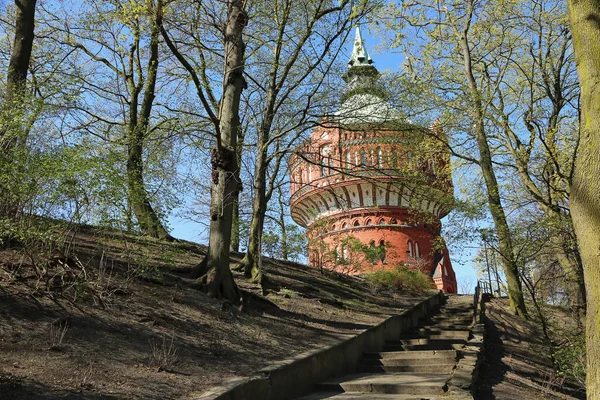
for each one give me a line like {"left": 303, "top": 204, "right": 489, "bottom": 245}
{"left": 297, "top": 295, "right": 474, "bottom": 399}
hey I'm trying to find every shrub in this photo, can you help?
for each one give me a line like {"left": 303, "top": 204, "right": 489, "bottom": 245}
{"left": 365, "top": 266, "right": 435, "bottom": 295}
{"left": 552, "top": 329, "right": 586, "bottom": 386}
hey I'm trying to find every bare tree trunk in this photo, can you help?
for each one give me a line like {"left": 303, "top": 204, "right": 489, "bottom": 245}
{"left": 191, "top": 0, "right": 246, "bottom": 305}
{"left": 550, "top": 231, "right": 586, "bottom": 326}
{"left": 126, "top": 133, "right": 171, "bottom": 240}
{"left": 125, "top": 1, "right": 171, "bottom": 241}
{"left": 0, "top": 0, "right": 37, "bottom": 218}
{"left": 567, "top": 1, "right": 600, "bottom": 397}
{"left": 230, "top": 196, "right": 240, "bottom": 252}
{"left": 230, "top": 142, "right": 243, "bottom": 252}
{"left": 4, "top": 0, "right": 37, "bottom": 124}
{"left": 278, "top": 189, "right": 289, "bottom": 260}
{"left": 239, "top": 144, "right": 267, "bottom": 283}
{"left": 458, "top": 6, "right": 527, "bottom": 318}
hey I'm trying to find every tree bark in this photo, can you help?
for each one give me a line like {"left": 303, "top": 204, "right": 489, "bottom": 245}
{"left": 566, "top": 0, "right": 600, "bottom": 397}
{"left": 239, "top": 143, "right": 267, "bottom": 283}
{"left": 125, "top": 1, "right": 171, "bottom": 241}
{"left": 278, "top": 190, "right": 289, "bottom": 260}
{"left": 230, "top": 196, "right": 240, "bottom": 252}
{"left": 230, "top": 138, "right": 244, "bottom": 253}
{"left": 458, "top": 5, "right": 527, "bottom": 318}
{"left": 191, "top": 0, "right": 246, "bottom": 305}
{"left": 0, "top": 0, "right": 37, "bottom": 218}
{"left": 4, "top": 0, "right": 37, "bottom": 120}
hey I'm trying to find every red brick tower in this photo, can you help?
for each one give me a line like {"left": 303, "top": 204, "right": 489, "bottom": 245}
{"left": 289, "top": 27, "right": 457, "bottom": 293}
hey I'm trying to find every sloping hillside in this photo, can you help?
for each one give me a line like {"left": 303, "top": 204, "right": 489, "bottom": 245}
{"left": 476, "top": 298, "right": 585, "bottom": 399}
{"left": 0, "top": 226, "right": 433, "bottom": 399}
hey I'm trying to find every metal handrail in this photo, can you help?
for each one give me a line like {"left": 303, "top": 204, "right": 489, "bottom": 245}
{"left": 473, "top": 280, "right": 493, "bottom": 324}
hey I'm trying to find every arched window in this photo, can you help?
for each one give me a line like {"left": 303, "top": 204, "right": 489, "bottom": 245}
{"left": 354, "top": 151, "right": 359, "bottom": 167}
{"left": 346, "top": 151, "right": 352, "bottom": 169}
{"left": 353, "top": 220, "right": 360, "bottom": 227}
{"left": 379, "top": 240, "right": 387, "bottom": 264}
{"left": 378, "top": 219, "right": 385, "bottom": 225}
{"left": 369, "top": 240, "right": 377, "bottom": 264}
{"left": 341, "top": 222, "right": 347, "bottom": 229}
{"left": 365, "top": 219, "right": 372, "bottom": 226}
{"left": 415, "top": 242, "right": 420, "bottom": 258}
{"left": 321, "top": 145, "right": 331, "bottom": 176}
{"left": 361, "top": 150, "right": 367, "bottom": 169}
{"left": 298, "top": 168, "right": 303, "bottom": 184}
{"left": 408, "top": 241, "right": 413, "bottom": 259}
{"left": 370, "top": 149, "right": 375, "bottom": 166}
{"left": 308, "top": 166, "right": 313, "bottom": 181}
{"left": 377, "top": 148, "right": 383, "bottom": 168}
{"left": 390, "top": 218, "right": 398, "bottom": 225}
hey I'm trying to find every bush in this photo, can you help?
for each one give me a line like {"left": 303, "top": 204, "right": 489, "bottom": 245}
{"left": 552, "top": 329, "right": 586, "bottom": 386}
{"left": 365, "top": 266, "right": 435, "bottom": 295}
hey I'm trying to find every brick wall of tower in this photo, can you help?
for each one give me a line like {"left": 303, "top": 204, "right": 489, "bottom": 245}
{"left": 289, "top": 122, "right": 457, "bottom": 294}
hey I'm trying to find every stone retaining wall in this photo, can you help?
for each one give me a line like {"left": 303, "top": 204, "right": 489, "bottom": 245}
{"left": 194, "top": 291, "right": 445, "bottom": 400}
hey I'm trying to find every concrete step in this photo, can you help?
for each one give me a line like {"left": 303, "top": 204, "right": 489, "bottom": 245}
{"left": 363, "top": 349, "right": 458, "bottom": 361}
{"left": 409, "top": 327, "right": 470, "bottom": 335}
{"left": 315, "top": 372, "right": 449, "bottom": 395}
{"left": 418, "top": 321, "right": 472, "bottom": 329}
{"left": 384, "top": 342, "right": 466, "bottom": 352}
{"left": 402, "top": 331, "right": 470, "bottom": 340}
{"left": 358, "top": 363, "right": 455, "bottom": 374}
{"left": 416, "top": 324, "right": 472, "bottom": 331}
{"left": 398, "top": 338, "right": 468, "bottom": 346}
{"left": 298, "top": 392, "right": 454, "bottom": 399}
{"left": 437, "top": 308, "right": 472, "bottom": 313}
{"left": 361, "top": 355, "right": 456, "bottom": 366}
{"left": 428, "top": 316, "right": 472, "bottom": 322}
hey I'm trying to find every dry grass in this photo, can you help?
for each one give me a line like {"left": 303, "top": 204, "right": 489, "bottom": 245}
{"left": 149, "top": 333, "right": 178, "bottom": 372}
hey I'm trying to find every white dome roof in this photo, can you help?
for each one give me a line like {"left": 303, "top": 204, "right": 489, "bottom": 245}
{"left": 333, "top": 93, "right": 401, "bottom": 124}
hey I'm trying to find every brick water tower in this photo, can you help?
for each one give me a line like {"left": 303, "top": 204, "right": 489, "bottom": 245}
{"left": 288, "top": 27, "right": 457, "bottom": 293}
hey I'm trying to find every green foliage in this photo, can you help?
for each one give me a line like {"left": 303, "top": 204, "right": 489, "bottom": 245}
{"left": 364, "top": 266, "right": 434, "bottom": 295}
{"left": 552, "top": 329, "right": 586, "bottom": 386}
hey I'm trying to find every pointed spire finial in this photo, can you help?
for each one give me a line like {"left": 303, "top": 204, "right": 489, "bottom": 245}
{"left": 348, "top": 26, "right": 373, "bottom": 67}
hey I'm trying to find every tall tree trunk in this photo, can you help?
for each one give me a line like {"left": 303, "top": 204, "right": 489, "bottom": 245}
{"left": 126, "top": 1, "right": 171, "bottom": 241}
{"left": 0, "top": 0, "right": 37, "bottom": 218}
{"left": 239, "top": 144, "right": 267, "bottom": 283}
{"left": 550, "top": 229, "right": 586, "bottom": 326}
{"left": 458, "top": 10, "right": 527, "bottom": 317}
{"left": 191, "top": 0, "right": 246, "bottom": 305}
{"left": 4, "top": 0, "right": 36, "bottom": 132}
{"left": 126, "top": 132, "right": 171, "bottom": 240}
{"left": 230, "top": 196, "right": 240, "bottom": 252}
{"left": 566, "top": 1, "right": 600, "bottom": 397}
{"left": 230, "top": 140, "right": 243, "bottom": 252}
{"left": 278, "top": 190, "right": 289, "bottom": 260}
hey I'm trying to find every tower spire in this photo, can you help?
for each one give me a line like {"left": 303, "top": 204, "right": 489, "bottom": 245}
{"left": 348, "top": 26, "right": 373, "bottom": 67}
